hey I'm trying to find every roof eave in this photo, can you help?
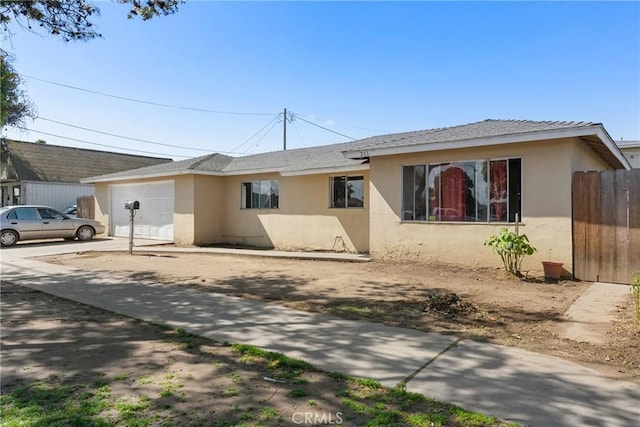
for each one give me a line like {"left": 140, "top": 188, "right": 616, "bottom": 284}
{"left": 82, "top": 169, "right": 225, "bottom": 183}
{"left": 342, "top": 125, "right": 606, "bottom": 159}
{"left": 280, "top": 163, "right": 370, "bottom": 177}
{"left": 594, "top": 127, "right": 632, "bottom": 170}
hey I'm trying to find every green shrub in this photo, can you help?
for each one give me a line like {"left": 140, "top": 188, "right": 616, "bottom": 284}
{"left": 484, "top": 228, "right": 536, "bottom": 275}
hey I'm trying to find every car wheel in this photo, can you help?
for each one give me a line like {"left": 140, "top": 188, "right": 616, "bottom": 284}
{"left": 76, "top": 225, "right": 95, "bottom": 241}
{"left": 0, "top": 230, "right": 18, "bottom": 247}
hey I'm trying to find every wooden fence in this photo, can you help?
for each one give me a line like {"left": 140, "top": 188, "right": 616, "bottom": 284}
{"left": 572, "top": 169, "right": 640, "bottom": 284}
{"left": 76, "top": 195, "right": 95, "bottom": 220}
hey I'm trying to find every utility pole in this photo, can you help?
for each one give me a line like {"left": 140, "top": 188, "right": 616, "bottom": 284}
{"left": 283, "top": 108, "right": 287, "bottom": 151}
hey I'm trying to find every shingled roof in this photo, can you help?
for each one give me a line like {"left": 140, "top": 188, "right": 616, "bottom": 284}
{"left": 342, "top": 119, "right": 600, "bottom": 152}
{"left": 1, "top": 140, "right": 172, "bottom": 183}
{"left": 83, "top": 119, "right": 629, "bottom": 183}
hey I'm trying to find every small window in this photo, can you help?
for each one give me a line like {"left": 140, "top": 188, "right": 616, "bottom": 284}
{"left": 241, "top": 180, "right": 279, "bottom": 209}
{"left": 330, "top": 176, "right": 364, "bottom": 208}
{"left": 8, "top": 207, "right": 38, "bottom": 220}
{"left": 37, "top": 208, "right": 65, "bottom": 220}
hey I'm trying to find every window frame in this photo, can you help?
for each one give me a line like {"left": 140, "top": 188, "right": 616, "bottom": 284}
{"left": 241, "top": 180, "right": 279, "bottom": 209}
{"left": 402, "top": 157, "right": 522, "bottom": 223}
{"left": 329, "top": 175, "right": 365, "bottom": 209}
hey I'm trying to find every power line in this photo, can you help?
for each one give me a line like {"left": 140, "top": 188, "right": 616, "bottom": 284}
{"left": 227, "top": 113, "right": 282, "bottom": 154}
{"left": 37, "top": 117, "right": 214, "bottom": 153}
{"left": 17, "top": 127, "right": 193, "bottom": 159}
{"left": 24, "top": 75, "right": 277, "bottom": 116}
{"left": 247, "top": 117, "right": 282, "bottom": 154}
{"left": 291, "top": 117, "right": 307, "bottom": 148}
{"left": 331, "top": 121, "right": 388, "bottom": 134}
{"left": 289, "top": 113, "right": 357, "bottom": 141}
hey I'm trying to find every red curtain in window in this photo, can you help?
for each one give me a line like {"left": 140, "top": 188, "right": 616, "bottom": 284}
{"left": 440, "top": 166, "right": 466, "bottom": 221}
{"left": 490, "top": 161, "right": 507, "bottom": 221}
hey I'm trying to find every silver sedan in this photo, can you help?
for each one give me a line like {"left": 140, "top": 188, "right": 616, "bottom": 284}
{"left": 0, "top": 205, "right": 106, "bottom": 247}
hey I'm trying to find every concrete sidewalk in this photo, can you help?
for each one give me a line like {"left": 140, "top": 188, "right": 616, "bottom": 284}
{"left": 1, "top": 245, "right": 638, "bottom": 426}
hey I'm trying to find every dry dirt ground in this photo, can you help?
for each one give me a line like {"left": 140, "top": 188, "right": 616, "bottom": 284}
{"left": 1, "top": 283, "right": 515, "bottom": 426}
{"left": 41, "top": 250, "right": 639, "bottom": 382}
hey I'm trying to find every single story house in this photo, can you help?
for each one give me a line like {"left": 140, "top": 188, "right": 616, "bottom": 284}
{"left": 83, "top": 119, "right": 631, "bottom": 273}
{"left": 0, "top": 139, "right": 172, "bottom": 211}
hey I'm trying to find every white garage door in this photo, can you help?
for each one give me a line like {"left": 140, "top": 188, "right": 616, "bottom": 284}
{"left": 110, "top": 181, "right": 174, "bottom": 241}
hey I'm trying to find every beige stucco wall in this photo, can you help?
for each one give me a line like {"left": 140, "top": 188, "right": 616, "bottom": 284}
{"left": 368, "top": 137, "right": 612, "bottom": 272}
{"left": 94, "top": 176, "right": 186, "bottom": 240}
{"left": 193, "top": 175, "right": 226, "bottom": 245}
{"left": 220, "top": 171, "right": 369, "bottom": 253}
{"left": 93, "top": 171, "right": 369, "bottom": 252}
{"left": 94, "top": 182, "right": 110, "bottom": 230}
{"left": 173, "top": 175, "right": 195, "bottom": 245}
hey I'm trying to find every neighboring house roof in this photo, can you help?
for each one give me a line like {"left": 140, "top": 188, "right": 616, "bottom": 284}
{"left": 1, "top": 139, "right": 172, "bottom": 184}
{"left": 616, "top": 140, "right": 640, "bottom": 149}
{"left": 83, "top": 119, "right": 631, "bottom": 183}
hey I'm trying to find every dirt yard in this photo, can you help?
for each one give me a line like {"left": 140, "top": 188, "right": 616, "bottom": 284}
{"left": 1, "top": 282, "right": 516, "bottom": 426}
{"left": 41, "top": 250, "right": 640, "bottom": 383}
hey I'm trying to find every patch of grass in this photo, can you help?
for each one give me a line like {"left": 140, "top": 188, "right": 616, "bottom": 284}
{"left": 307, "top": 399, "right": 317, "bottom": 406}
{"left": 287, "top": 387, "right": 309, "bottom": 398}
{"left": 259, "top": 406, "right": 279, "bottom": 420}
{"left": 0, "top": 381, "right": 112, "bottom": 427}
{"left": 232, "top": 343, "right": 313, "bottom": 377}
{"left": 341, "top": 397, "right": 370, "bottom": 414}
{"left": 328, "top": 371, "right": 352, "bottom": 381}
{"left": 365, "top": 409, "right": 402, "bottom": 426}
{"left": 137, "top": 375, "right": 154, "bottom": 385}
{"left": 227, "top": 371, "right": 242, "bottom": 384}
{"left": 114, "top": 373, "right": 131, "bottom": 381}
{"left": 158, "top": 379, "right": 183, "bottom": 398}
{"left": 226, "top": 388, "right": 241, "bottom": 397}
{"left": 452, "top": 407, "right": 500, "bottom": 425}
{"left": 406, "top": 412, "right": 448, "bottom": 426}
{"left": 115, "top": 395, "right": 151, "bottom": 413}
{"left": 330, "top": 304, "right": 372, "bottom": 315}
{"left": 329, "top": 377, "right": 511, "bottom": 427}
{"left": 356, "top": 378, "right": 382, "bottom": 389}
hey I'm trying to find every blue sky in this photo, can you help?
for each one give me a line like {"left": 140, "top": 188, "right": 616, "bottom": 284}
{"left": 4, "top": 1, "right": 639, "bottom": 160}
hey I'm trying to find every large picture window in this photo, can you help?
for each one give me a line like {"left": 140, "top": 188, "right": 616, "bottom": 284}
{"left": 402, "top": 158, "right": 521, "bottom": 222}
{"left": 241, "top": 180, "right": 279, "bottom": 209}
{"left": 330, "top": 176, "right": 364, "bottom": 208}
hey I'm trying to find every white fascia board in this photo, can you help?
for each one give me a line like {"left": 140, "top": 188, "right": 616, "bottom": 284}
{"left": 21, "top": 180, "right": 93, "bottom": 187}
{"left": 82, "top": 169, "right": 224, "bottom": 184}
{"left": 220, "top": 167, "right": 284, "bottom": 176}
{"left": 342, "top": 126, "right": 605, "bottom": 159}
{"left": 596, "top": 128, "right": 632, "bottom": 170}
{"left": 280, "top": 163, "right": 370, "bottom": 177}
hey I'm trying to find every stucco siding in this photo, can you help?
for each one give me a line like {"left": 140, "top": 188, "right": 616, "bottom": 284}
{"left": 174, "top": 175, "right": 195, "bottom": 245}
{"left": 94, "top": 183, "right": 109, "bottom": 229}
{"left": 193, "top": 175, "right": 225, "bottom": 245}
{"left": 368, "top": 138, "right": 579, "bottom": 270}
{"left": 572, "top": 138, "right": 614, "bottom": 172}
{"left": 221, "top": 172, "right": 369, "bottom": 252}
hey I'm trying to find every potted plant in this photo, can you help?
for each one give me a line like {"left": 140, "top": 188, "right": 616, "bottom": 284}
{"left": 542, "top": 250, "right": 563, "bottom": 280}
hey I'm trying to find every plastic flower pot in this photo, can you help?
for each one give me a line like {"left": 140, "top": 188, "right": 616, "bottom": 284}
{"left": 542, "top": 261, "right": 563, "bottom": 280}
